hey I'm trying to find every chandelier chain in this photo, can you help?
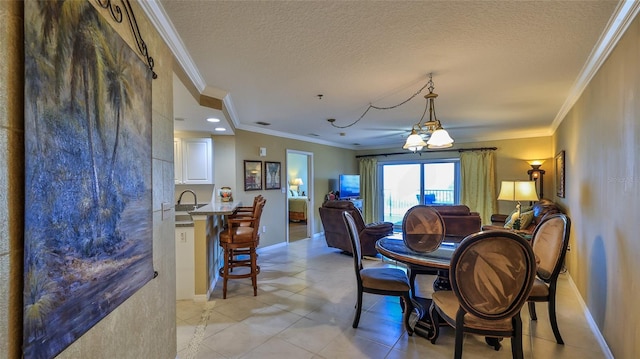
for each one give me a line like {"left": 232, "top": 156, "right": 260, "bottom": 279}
{"left": 329, "top": 74, "right": 433, "bottom": 129}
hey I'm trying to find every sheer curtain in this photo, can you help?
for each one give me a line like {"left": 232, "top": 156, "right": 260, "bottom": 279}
{"left": 460, "top": 150, "right": 497, "bottom": 225}
{"left": 359, "top": 157, "right": 378, "bottom": 223}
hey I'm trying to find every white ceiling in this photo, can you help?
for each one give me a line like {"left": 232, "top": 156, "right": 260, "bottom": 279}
{"left": 149, "top": 1, "right": 635, "bottom": 150}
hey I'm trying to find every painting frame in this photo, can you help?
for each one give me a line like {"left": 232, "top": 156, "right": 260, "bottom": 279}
{"left": 264, "top": 161, "right": 282, "bottom": 190}
{"left": 244, "top": 160, "right": 263, "bottom": 191}
{"left": 23, "top": 1, "right": 154, "bottom": 357}
{"left": 555, "top": 150, "right": 565, "bottom": 198}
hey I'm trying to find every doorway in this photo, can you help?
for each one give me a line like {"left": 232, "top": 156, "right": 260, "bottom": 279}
{"left": 286, "top": 150, "right": 313, "bottom": 242}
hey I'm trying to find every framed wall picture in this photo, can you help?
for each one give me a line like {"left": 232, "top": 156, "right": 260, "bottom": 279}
{"left": 555, "top": 150, "right": 565, "bottom": 198}
{"left": 244, "top": 160, "right": 262, "bottom": 191}
{"left": 264, "top": 161, "right": 281, "bottom": 190}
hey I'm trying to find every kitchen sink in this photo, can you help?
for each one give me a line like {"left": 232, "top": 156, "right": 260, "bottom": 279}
{"left": 175, "top": 203, "right": 207, "bottom": 227}
{"left": 174, "top": 203, "right": 207, "bottom": 212}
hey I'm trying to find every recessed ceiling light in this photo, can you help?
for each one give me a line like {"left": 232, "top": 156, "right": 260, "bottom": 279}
{"left": 214, "top": 127, "right": 226, "bottom": 132}
{"left": 206, "top": 117, "right": 220, "bottom": 123}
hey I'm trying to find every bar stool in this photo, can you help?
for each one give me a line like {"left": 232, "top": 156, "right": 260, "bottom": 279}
{"left": 218, "top": 198, "right": 265, "bottom": 298}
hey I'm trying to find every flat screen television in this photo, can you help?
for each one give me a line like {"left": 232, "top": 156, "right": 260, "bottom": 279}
{"left": 339, "top": 174, "right": 360, "bottom": 199}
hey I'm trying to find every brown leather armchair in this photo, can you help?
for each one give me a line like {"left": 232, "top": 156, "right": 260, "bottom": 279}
{"left": 319, "top": 200, "right": 393, "bottom": 256}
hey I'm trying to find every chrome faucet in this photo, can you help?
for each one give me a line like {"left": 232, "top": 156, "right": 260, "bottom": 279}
{"left": 177, "top": 190, "right": 198, "bottom": 208}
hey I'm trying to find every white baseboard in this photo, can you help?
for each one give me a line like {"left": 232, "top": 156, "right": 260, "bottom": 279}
{"left": 258, "top": 241, "right": 287, "bottom": 253}
{"left": 192, "top": 294, "right": 208, "bottom": 302}
{"left": 566, "top": 273, "right": 614, "bottom": 358}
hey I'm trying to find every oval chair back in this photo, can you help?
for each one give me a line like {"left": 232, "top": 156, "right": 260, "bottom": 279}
{"left": 402, "top": 205, "right": 446, "bottom": 297}
{"left": 430, "top": 230, "right": 537, "bottom": 358}
{"left": 402, "top": 205, "right": 446, "bottom": 252}
{"left": 450, "top": 230, "right": 536, "bottom": 321}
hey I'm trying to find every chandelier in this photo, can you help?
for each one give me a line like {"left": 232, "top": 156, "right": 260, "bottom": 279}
{"left": 402, "top": 74, "right": 454, "bottom": 151}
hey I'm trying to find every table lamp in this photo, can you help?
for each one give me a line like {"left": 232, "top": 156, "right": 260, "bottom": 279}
{"left": 290, "top": 178, "right": 303, "bottom": 195}
{"left": 497, "top": 180, "right": 539, "bottom": 230}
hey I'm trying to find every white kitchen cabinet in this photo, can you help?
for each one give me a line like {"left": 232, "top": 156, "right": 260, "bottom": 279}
{"left": 175, "top": 226, "right": 195, "bottom": 300}
{"left": 174, "top": 137, "right": 213, "bottom": 184}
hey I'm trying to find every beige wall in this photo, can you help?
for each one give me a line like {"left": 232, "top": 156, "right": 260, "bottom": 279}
{"left": 1, "top": 1, "right": 177, "bottom": 358}
{"left": 553, "top": 14, "right": 640, "bottom": 358}
{"left": 231, "top": 130, "right": 357, "bottom": 246}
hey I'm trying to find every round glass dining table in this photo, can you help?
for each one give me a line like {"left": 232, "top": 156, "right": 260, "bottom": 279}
{"left": 375, "top": 234, "right": 463, "bottom": 339}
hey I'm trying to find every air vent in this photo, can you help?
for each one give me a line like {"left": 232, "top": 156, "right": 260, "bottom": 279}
{"left": 308, "top": 133, "right": 320, "bottom": 137}
{"left": 174, "top": 117, "right": 185, "bottom": 121}
{"left": 255, "top": 121, "right": 271, "bottom": 126}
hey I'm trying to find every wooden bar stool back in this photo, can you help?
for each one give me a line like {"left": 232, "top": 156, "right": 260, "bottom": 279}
{"left": 219, "top": 198, "right": 266, "bottom": 299}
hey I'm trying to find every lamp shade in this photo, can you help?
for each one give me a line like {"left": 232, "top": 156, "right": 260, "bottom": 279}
{"left": 497, "top": 180, "right": 539, "bottom": 202}
{"left": 403, "top": 130, "right": 427, "bottom": 152}
{"left": 426, "top": 128, "right": 454, "bottom": 149}
{"left": 292, "top": 178, "right": 303, "bottom": 186}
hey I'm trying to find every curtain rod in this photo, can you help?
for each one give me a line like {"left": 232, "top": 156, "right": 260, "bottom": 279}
{"left": 355, "top": 147, "right": 497, "bottom": 158}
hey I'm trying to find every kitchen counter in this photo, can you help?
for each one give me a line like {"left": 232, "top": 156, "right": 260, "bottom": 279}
{"left": 175, "top": 202, "right": 241, "bottom": 228}
{"left": 187, "top": 200, "right": 242, "bottom": 300}
{"left": 189, "top": 201, "right": 242, "bottom": 216}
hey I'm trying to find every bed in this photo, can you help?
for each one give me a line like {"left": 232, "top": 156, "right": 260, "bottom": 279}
{"left": 288, "top": 192, "right": 309, "bottom": 222}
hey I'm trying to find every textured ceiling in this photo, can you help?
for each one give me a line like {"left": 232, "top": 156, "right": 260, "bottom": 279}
{"left": 159, "top": 0, "right": 623, "bottom": 149}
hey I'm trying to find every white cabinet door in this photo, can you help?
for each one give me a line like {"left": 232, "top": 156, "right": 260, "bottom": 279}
{"left": 175, "top": 227, "right": 195, "bottom": 300}
{"left": 182, "top": 138, "right": 213, "bottom": 184}
{"left": 174, "top": 137, "right": 213, "bottom": 185}
{"left": 174, "top": 138, "right": 183, "bottom": 184}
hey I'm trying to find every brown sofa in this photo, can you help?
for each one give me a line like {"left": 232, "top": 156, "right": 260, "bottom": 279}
{"left": 482, "top": 198, "right": 562, "bottom": 235}
{"left": 319, "top": 200, "right": 393, "bottom": 256}
{"left": 431, "top": 205, "right": 482, "bottom": 240}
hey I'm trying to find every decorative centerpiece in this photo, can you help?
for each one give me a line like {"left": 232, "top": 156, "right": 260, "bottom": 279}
{"left": 220, "top": 187, "right": 233, "bottom": 202}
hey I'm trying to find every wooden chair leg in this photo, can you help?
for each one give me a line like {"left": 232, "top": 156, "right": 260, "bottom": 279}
{"left": 222, "top": 246, "right": 230, "bottom": 299}
{"left": 528, "top": 301, "right": 537, "bottom": 320}
{"left": 251, "top": 247, "right": 258, "bottom": 296}
{"left": 454, "top": 322, "right": 464, "bottom": 359}
{"left": 429, "top": 302, "right": 440, "bottom": 344}
{"left": 511, "top": 315, "right": 524, "bottom": 359}
{"left": 352, "top": 290, "right": 363, "bottom": 328}
{"left": 548, "top": 296, "right": 564, "bottom": 344}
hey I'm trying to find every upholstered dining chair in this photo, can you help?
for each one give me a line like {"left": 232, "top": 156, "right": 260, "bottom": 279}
{"left": 402, "top": 205, "right": 446, "bottom": 297}
{"left": 527, "top": 213, "right": 571, "bottom": 344}
{"left": 429, "top": 230, "right": 537, "bottom": 359}
{"left": 342, "top": 212, "right": 416, "bottom": 336}
{"left": 219, "top": 198, "right": 266, "bottom": 299}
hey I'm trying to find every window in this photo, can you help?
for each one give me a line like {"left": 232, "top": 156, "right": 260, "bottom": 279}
{"left": 380, "top": 160, "right": 460, "bottom": 228}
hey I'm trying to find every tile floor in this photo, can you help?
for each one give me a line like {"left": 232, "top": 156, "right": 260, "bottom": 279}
{"left": 176, "top": 236, "right": 608, "bottom": 359}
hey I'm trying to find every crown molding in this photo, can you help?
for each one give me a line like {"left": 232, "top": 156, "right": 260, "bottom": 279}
{"left": 138, "top": 0, "right": 206, "bottom": 92}
{"left": 551, "top": 0, "right": 640, "bottom": 132}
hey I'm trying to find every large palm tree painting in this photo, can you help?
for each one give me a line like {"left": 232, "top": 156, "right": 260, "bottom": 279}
{"left": 24, "top": 1, "right": 154, "bottom": 357}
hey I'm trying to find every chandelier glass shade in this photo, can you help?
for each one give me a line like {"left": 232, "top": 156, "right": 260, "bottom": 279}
{"left": 402, "top": 74, "right": 454, "bottom": 151}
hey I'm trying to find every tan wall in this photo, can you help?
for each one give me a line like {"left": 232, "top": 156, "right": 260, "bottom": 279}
{"left": 1, "top": 1, "right": 177, "bottom": 358}
{"left": 553, "top": 14, "right": 640, "bottom": 358}
{"left": 231, "top": 130, "right": 357, "bottom": 246}
{"left": 1, "top": 2, "right": 25, "bottom": 358}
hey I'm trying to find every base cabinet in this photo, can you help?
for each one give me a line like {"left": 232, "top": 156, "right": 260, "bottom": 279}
{"left": 175, "top": 227, "right": 195, "bottom": 300}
